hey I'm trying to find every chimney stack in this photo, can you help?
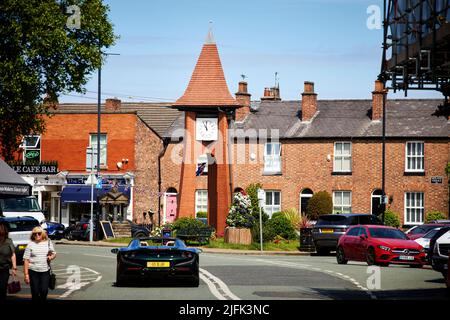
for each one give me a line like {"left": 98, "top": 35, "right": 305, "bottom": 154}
{"left": 235, "top": 81, "right": 251, "bottom": 122}
{"left": 301, "top": 81, "right": 317, "bottom": 121}
{"left": 372, "top": 80, "right": 387, "bottom": 121}
{"left": 105, "top": 98, "right": 122, "bottom": 111}
{"left": 261, "top": 86, "right": 281, "bottom": 101}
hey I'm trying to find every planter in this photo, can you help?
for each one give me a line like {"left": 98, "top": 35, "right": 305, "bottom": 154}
{"left": 299, "top": 227, "right": 315, "bottom": 252}
{"left": 224, "top": 227, "right": 252, "bottom": 245}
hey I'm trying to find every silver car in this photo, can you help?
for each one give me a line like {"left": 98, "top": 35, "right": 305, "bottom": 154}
{"left": 312, "top": 214, "right": 383, "bottom": 255}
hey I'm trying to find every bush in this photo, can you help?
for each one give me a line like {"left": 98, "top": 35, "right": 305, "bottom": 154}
{"left": 306, "top": 191, "right": 333, "bottom": 220}
{"left": 245, "top": 183, "right": 270, "bottom": 223}
{"left": 226, "top": 192, "right": 255, "bottom": 228}
{"left": 252, "top": 222, "right": 276, "bottom": 242}
{"left": 383, "top": 210, "right": 401, "bottom": 228}
{"left": 196, "top": 211, "right": 207, "bottom": 218}
{"left": 265, "top": 214, "right": 298, "bottom": 240}
{"left": 425, "top": 211, "right": 447, "bottom": 223}
{"left": 172, "top": 217, "right": 208, "bottom": 232}
{"left": 279, "top": 208, "right": 302, "bottom": 230}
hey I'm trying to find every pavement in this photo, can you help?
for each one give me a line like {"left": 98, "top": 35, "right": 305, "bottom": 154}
{"left": 54, "top": 239, "right": 312, "bottom": 256}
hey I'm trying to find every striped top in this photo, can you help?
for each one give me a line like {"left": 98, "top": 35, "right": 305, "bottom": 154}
{"left": 23, "top": 240, "right": 55, "bottom": 272}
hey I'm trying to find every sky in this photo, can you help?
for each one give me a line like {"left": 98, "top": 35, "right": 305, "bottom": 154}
{"left": 59, "top": 0, "right": 443, "bottom": 104}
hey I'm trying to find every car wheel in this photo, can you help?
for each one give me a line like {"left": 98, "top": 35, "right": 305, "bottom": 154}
{"left": 366, "top": 247, "right": 376, "bottom": 266}
{"left": 336, "top": 246, "right": 348, "bottom": 265}
{"left": 189, "top": 274, "right": 200, "bottom": 287}
{"left": 133, "top": 232, "right": 146, "bottom": 239}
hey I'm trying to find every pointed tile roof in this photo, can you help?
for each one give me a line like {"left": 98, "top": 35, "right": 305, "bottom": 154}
{"left": 173, "top": 31, "right": 240, "bottom": 108}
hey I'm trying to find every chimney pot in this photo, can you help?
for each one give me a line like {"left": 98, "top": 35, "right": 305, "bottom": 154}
{"left": 304, "top": 81, "right": 315, "bottom": 94}
{"left": 238, "top": 81, "right": 248, "bottom": 94}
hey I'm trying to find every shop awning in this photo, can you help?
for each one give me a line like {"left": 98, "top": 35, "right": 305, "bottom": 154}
{"left": 0, "top": 159, "right": 32, "bottom": 198}
{"left": 60, "top": 185, "right": 130, "bottom": 204}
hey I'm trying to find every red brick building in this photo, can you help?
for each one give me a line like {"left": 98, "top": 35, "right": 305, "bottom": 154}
{"left": 160, "top": 34, "right": 450, "bottom": 234}
{"left": 10, "top": 100, "right": 178, "bottom": 226}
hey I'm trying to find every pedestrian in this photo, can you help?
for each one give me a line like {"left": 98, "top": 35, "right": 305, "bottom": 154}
{"left": 0, "top": 222, "right": 17, "bottom": 302}
{"left": 23, "top": 226, "right": 56, "bottom": 302}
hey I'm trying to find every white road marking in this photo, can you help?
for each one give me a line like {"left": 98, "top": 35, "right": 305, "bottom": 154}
{"left": 212, "top": 255, "right": 378, "bottom": 300}
{"left": 53, "top": 265, "right": 102, "bottom": 299}
{"left": 83, "top": 253, "right": 115, "bottom": 259}
{"left": 200, "top": 268, "right": 240, "bottom": 300}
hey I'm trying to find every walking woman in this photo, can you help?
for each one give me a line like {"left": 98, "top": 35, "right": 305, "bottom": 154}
{"left": 0, "top": 222, "right": 17, "bottom": 302}
{"left": 23, "top": 226, "right": 56, "bottom": 302}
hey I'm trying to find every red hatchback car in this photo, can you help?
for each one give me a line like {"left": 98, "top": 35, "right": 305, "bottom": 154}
{"left": 337, "top": 225, "right": 426, "bottom": 267}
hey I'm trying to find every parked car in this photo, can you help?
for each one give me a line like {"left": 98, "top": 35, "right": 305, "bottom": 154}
{"left": 312, "top": 214, "right": 383, "bottom": 255}
{"left": 0, "top": 216, "right": 40, "bottom": 263}
{"left": 46, "top": 221, "right": 65, "bottom": 240}
{"left": 414, "top": 227, "right": 443, "bottom": 256}
{"left": 65, "top": 216, "right": 97, "bottom": 241}
{"left": 111, "top": 237, "right": 201, "bottom": 287}
{"left": 431, "top": 229, "right": 450, "bottom": 278}
{"left": 131, "top": 223, "right": 151, "bottom": 238}
{"left": 427, "top": 226, "right": 450, "bottom": 263}
{"left": 336, "top": 225, "right": 426, "bottom": 267}
{"left": 405, "top": 223, "right": 450, "bottom": 240}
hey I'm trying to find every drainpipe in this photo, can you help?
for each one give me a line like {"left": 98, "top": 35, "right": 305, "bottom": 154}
{"left": 158, "top": 138, "right": 170, "bottom": 227}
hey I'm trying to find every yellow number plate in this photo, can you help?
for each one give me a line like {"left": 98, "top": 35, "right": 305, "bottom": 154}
{"left": 147, "top": 261, "right": 170, "bottom": 268}
{"left": 321, "top": 229, "right": 334, "bottom": 233}
{"left": 18, "top": 245, "right": 27, "bottom": 250}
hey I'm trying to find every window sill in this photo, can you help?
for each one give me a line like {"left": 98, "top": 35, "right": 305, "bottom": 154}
{"left": 262, "top": 171, "right": 282, "bottom": 176}
{"left": 332, "top": 172, "right": 352, "bottom": 176}
{"left": 404, "top": 171, "right": 425, "bottom": 176}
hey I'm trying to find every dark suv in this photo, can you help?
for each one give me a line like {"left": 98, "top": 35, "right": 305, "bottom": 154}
{"left": 312, "top": 214, "right": 383, "bottom": 255}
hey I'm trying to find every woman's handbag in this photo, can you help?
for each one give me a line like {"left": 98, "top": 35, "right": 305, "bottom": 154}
{"left": 48, "top": 267, "right": 56, "bottom": 290}
{"left": 48, "top": 240, "right": 56, "bottom": 290}
{"left": 7, "top": 276, "right": 21, "bottom": 294}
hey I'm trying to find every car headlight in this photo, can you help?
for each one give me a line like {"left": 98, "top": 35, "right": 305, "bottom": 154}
{"left": 378, "top": 245, "right": 391, "bottom": 251}
{"left": 420, "top": 248, "right": 425, "bottom": 253}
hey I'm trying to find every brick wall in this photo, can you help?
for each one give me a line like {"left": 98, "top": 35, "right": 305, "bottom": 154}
{"left": 42, "top": 114, "right": 136, "bottom": 171}
{"left": 133, "top": 119, "right": 163, "bottom": 223}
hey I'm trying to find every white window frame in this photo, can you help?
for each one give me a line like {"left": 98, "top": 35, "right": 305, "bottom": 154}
{"left": 195, "top": 190, "right": 208, "bottom": 215}
{"left": 333, "top": 142, "right": 352, "bottom": 173}
{"left": 333, "top": 191, "right": 352, "bottom": 214}
{"left": 88, "top": 134, "right": 107, "bottom": 169}
{"left": 264, "top": 142, "right": 282, "bottom": 174}
{"left": 22, "top": 135, "right": 41, "bottom": 164}
{"left": 264, "top": 190, "right": 281, "bottom": 217}
{"left": 405, "top": 141, "right": 424, "bottom": 173}
{"left": 404, "top": 192, "right": 424, "bottom": 225}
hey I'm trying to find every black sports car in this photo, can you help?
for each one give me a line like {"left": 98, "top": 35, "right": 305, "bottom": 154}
{"left": 111, "top": 237, "right": 201, "bottom": 287}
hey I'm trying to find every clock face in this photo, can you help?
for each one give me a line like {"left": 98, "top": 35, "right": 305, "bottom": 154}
{"left": 196, "top": 117, "right": 218, "bottom": 141}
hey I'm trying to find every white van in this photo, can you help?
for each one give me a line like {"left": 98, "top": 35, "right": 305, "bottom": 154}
{"left": 0, "top": 196, "right": 47, "bottom": 229}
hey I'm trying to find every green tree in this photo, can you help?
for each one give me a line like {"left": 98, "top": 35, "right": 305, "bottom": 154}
{"left": 306, "top": 191, "right": 333, "bottom": 220}
{"left": 0, "top": 0, "right": 116, "bottom": 160}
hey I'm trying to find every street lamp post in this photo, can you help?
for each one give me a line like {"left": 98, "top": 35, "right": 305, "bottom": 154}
{"left": 96, "top": 51, "right": 120, "bottom": 240}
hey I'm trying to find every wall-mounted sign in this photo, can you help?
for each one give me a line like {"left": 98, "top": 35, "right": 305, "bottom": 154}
{"left": 24, "top": 150, "right": 40, "bottom": 162}
{"left": 431, "top": 176, "right": 443, "bottom": 184}
{"left": 10, "top": 163, "right": 58, "bottom": 174}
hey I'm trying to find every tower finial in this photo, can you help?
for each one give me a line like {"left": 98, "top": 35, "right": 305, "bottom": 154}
{"left": 206, "top": 20, "right": 215, "bottom": 44}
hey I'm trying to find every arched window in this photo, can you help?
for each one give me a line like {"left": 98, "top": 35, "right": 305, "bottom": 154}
{"left": 166, "top": 187, "right": 178, "bottom": 194}
{"left": 300, "top": 188, "right": 314, "bottom": 215}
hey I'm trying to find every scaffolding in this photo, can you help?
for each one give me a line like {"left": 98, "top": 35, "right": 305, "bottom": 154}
{"left": 381, "top": 0, "right": 450, "bottom": 97}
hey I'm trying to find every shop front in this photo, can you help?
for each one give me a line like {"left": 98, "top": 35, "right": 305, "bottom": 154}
{"left": 59, "top": 174, "right": 133, "bottom": 226}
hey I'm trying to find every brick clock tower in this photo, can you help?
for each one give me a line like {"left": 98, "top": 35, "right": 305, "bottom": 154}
{"left": 173, "top": 29, "right": 241, "bottom": 236}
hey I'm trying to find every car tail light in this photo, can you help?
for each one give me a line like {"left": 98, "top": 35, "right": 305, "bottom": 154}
{"left": 334, "top": 228, "right": 347, "bottom": 233}
{"left": 82, "top": 224, "right": 88, "bottom": 230}
{"left": 182, "top": 251, "right": 193, "bottom": 258}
